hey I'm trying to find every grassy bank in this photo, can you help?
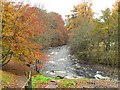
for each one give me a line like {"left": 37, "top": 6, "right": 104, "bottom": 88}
{"left": 1, "top": 71, "right": 118, "bottom": 88}
{"left": 0, "top": 70, "right": 17, "bottom": 88}
{"left": 32, "top": 75, "right": 118, "bottom": 88}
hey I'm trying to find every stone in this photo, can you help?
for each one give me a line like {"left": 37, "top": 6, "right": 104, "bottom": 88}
{"left": 94, "top": 74, "right": 110, "bottom": 80}
{"left": 57, "top": 58, "right": 65, "bottom": 61}
{"left": 50, "top": 52, "right": 55, "bottom": 55}
{"left": 50, "top": 80, "right": 56, "bottom": 82}
{"left": 45, "top": 84, "right": 58, "bottom": 88}
{"left": 48, "top": 61, "right": 55, "bottom": 64}
{"left": 64, "top": 76, "right": 74, "bottom": 79}
{"left": 55, "top": 75, "right": 64, "bottom": 79}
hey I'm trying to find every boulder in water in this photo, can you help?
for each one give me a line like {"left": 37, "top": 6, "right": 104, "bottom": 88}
{"left": 57, "top": 58, "right": 65, "bottom": 61}
{"left": 50, "top": 52, "right": 54, "bottom": 55}
{"left": 48, "top": 61, "right": 55, "bottom": 64}
{"left": 94, "top": 74, "right": 110, "bottom": 80}
{"left": 64, "top": 76, "right": 74, "bottom": 79}
{"left": 94, "top": 71, "right": 110, "bottom": 80}
{"left": 55, "top": 76, "right": 64, "bottom": 79}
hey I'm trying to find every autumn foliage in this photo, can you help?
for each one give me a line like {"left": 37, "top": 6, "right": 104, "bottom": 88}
{"left": 1, "top": 1, "right": 68, "bottom": 69}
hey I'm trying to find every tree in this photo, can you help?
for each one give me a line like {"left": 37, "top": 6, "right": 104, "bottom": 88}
{"left": 67, "top": 2, "right": 94, "bottom": 62}
{"left": 34, "top": 12, "right": 68, "bottom": 48}
{"left": 67, "top": 1, "right": 118, "bottom": 66}
{"left": 1, "top": 1, "right": 43, "bottom": 67}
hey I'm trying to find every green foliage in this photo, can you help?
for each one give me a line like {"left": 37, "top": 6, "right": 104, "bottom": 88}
{"left": 32, "top": 75, "right": 62, "bottom": 88}
{"left": 32, "top": 75, "right": 52, "bottom": 83}
{"left": 62, "top": 81, "right": 76, "bottom": 87}
{"left": 55, "top": 76, "right": 63, "bottom": 80}
{"left": 32, "top": 75, "right": 52, "bottom": 88}
{"left": 68, "top": 15, "right": 94, "bottom": 62}
{"left": 67, "top": 2, "right": 118, "bottom": 67}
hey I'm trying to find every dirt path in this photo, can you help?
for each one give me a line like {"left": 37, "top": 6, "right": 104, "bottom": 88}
{"left": 45, "top": 80, "right": 58, "bottom": 88}
{"left": 38, "top": 79, "right": 119, "bottom": 88}
{"left": 2, "top": 59, "right": 37, "bottom": 88}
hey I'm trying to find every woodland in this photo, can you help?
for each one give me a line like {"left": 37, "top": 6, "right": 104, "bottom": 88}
{"left": 0, "top": 0, "right": 119, "bottom": 88}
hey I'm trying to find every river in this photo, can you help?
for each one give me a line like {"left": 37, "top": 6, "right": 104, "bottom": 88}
{"left": 40, "top": 45, "right": 118, "bottom": 81}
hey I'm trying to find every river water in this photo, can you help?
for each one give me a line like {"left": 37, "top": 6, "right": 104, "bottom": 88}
{"left": 41, "top": 45, "right": 118, "bottom": 80}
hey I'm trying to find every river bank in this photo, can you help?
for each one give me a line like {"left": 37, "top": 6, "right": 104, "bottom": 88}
{"left": 40, "top": 45, "right": 118, "bottom": 81}
{"left": 32, "top": 74, "right": 119, "bottom": 88}
{"left": 32, "top": 45, "right": 119, "bottom": 88}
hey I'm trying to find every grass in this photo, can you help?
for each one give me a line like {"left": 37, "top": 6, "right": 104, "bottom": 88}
{"left": 32, "top": 75, "right": 96, "bottom": 88}
{"left": 34, "top": 76, "right": 118, "bottom": 88}
{"left": 56, "top": 78, "right": 90, "bottom": 88}
{"left": 0, "top": 70, "right": 18, "bottom": 88}
{"left": 32, "top": 75, "right": 53, "bottom": 88}
{"left": 1, "top": 71, "right": 117, "bottom": 88}
{"left": 57, "top": 78, "right": 118, "bottom": 88}
{"left": 62, "top": 81, "right": 76, "bottom": 87}
{"left": 32, "top": 74, "right": 66, "bottom": 88}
